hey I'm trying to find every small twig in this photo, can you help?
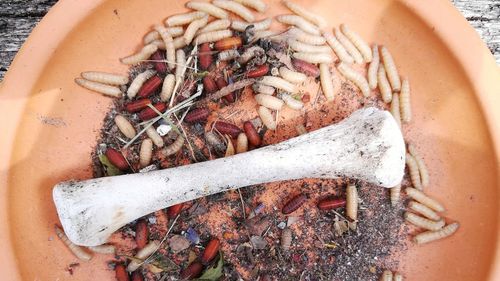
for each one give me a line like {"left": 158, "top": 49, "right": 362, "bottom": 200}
{"left": 169, "top": 45, "right": 198, "bottom": 107}
{"left": 174, "top": 113, "right": 198, "bottom": 162}
{"left": 141, "top": 59, "right": 198, "bottom": 71}
{"left": 140, "top": 214, "right": 180, "bottom": 267}
{"left": 238, "top": 189, "right": 246, "bottom": 220}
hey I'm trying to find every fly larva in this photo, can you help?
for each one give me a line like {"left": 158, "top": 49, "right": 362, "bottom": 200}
{"left": 276, "top": 14, "right": 320, "bottom": 35}
{"left": 336, "top": 62, "right": 370, "bottom": 97}
{"left": 339, "top": 24, "right": 372, "bottom": 62}
{"left": 393, "top": 272, "right": 403, "bottom": 281}
{"left": 390, "top": 93, "right": 402, "bottom": 128}
{"left": 161, "top": 73, "right": 176, "bottom": 102}
{"left": 406, "top": 187, "right": 445, "bottom": 212}
{"left": 127, "top": 69, "right": 156, "bottom": 99}
{"left": 213, "top": 0, "right": 255, "bottom": 22}
{"left": 231, "top": 18, "right": 272, "bottom": 32}
{"left": 120, "top": 44, "right": 158, "bottom": 65}
{"left": 234, "top": 0, "right": 267, "bottom": 12}
{"left": 282, "top": 0, "right": 326, "bottom": 29}
{"left": 224, "top": 135, "right": 235, "bottom": 157}
{"left": 404, "top": 212, "right": 445, "bottom": 231}
{"left": 81, "top": 71, "right": 129, "bottom": 86}
{"left": 199, "top": 19, "right": 231, "bottom": 33}
{"left": 154, "top": 25, "right": 176, "bottom": 70}
{"left": 173, "top": 37, "right": 187, "bottom": 49}
{"left": 186, "top": 1, "right": 228, "bottom": 19}
{"left": 74, "top": 78, "right": 122, "bottom": 98}
{"left": 295, "top": 124, "right": 307, "bottom": 135}
{"left": 165, "top": 11, "right": 207, "bottom": 26}
{"left": 238, "top": 45, "right": 265, "bottom": 64}
{"left": 287, "top": 39, "right": 331, "bottom": 53}
{"left": 408, "top": 201, "right": 441, "bottom": 221}
{"left": 258, "top": 106, "right": 276, "bottom": 130}
{"left": 414, "top": 222, "right": 460, "bottom": 245}
{"left": 279, "top": 66, "right": 307, "bottom": 84}
{"left": 175, "top": 49, "right": 186, "bottom": 86}
{"left": 236, "top": 133, "right": 248, "bottom": 153}
{"left": 367, "top": 45, "right": 379, "bottom": 89}
{"left": 281, "top": 94, "right": 304, "bottom": 110}
{"left": 292, "top": 52, "right": 334, "bottom": 64}
{"left": 288, "top": 27, "right": 325, "bottom": 45}
{"left": 390, "top": 184, "right": 401, "bottom": 207}
{"left": 253, "top": 30, "right": 279, "bottom": 40}
{"left": 184, "top": 16, "right": 209, "bottom": 45}
{"left": 139, "top": 138, "right": 154, "bottom": 168}
{"left": 346, "top": 184, "right": 358, "bottom": 222}
{"left": 377, "top": 64, "right": 392, "bottom": 103}
{"left": 406, "top": 153, "right": 423, "bottom": 190}
{"left": 380, "top": 270, "right": 393, "bottom": 281}
{"left": 87, "top": 244, "right": 116, "bottom": 255}
{"left": 408, "top": 144, "right": 429, "bottom": 187}
{"left": 334, "top": 28, "right": 363, "bottom": 64}
{"left": 218, "top": 49, "right": 240, "bottom": 61}
{"left": 380, "top": 46, "right": 401, "bottom": 91}
{"left": 260, "top": 76, "right": 297, "bottom": 93}
{"left": 252, "top": 83, "right": 275, "bottom": 95}
{"left": 144, "top": 27, "right": 184, "bottom": 44}
{"left": 255, "top": 94, "right": 284, "bottom": 110}
{"left": 194, "top": 29, "right": 233, "bottom": 44}
{"left": 322, "top": 30, "right": 354, "bottom": 64}
{"left": 114, "top": 115, "right": 136, "bottom": 139}
{"left": 54, "top": 225, "right": 92, "bottom": 261}
{"left": 162, "top": 135, "right": 185, "bottom": 157}
{"left": 149, "top": 39, "right": 166, "bottom": 50}
{"left": 281, "top": 228, "right": 292, "bottom": 251}
{"left": 400, "top": 78, "right": 412, "bottom": 123}
{"left": 319, "top": 63, "right": 335, "bottom": 101}
{"left": 146, "top": 126, "right": 164, "bottom": 147}
{"left": 127, "top": 241, "right": 160, "bottom": 272}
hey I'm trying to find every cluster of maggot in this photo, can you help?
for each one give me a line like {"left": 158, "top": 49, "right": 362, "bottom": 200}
{"left": 56, "top": 0, "right": 459, "bottom": 280}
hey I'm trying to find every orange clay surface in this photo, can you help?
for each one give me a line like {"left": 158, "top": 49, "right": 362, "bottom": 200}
{"left": 1, "top": 0, "right": 500, "bottom": 280}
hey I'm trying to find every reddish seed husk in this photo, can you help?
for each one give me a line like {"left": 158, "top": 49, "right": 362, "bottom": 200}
{"left": 105, "top": 148, "right": 129, "bottom": 170}
{"left": 203, "top": 76, "right": 218, "bottom": 93}
{"left": 318, "top": 198, "right": 347, "bottom": 210}
{"left": 151, "top": 50, "right": 167, "bottom": 74}
{"left": 167, "top": 203, "right": 183, "bottom": 219}
{"left": 115, "top": 264, "right": 130, "bottom": 281}
{"left": 214, "top": 36, "right": 242, "bottom": 51}
{"left": 247, "top": 64, "right": 269, "bottom": 78}
{"left": 135, "top": 219, "right": 149, "bottom": 249}
{"left": 131, "top": 271, "right": 144, "bottom": 281}
{"left": 214, "top": 121, "right": 241, "bottom": 138}
{"left": 292, "top": 59, "right": 320, "bottom": 78}
{"left": 215, "top": 77, "right": 234, "bottom": 103}
{"left": 201, "top": 238, "right": 220, "bottom": 264}
{"left": 138, "top": 103, "right": 167, "bottom": 121}
{"left": 180, "top": 261, "right": 204, "bottom": 280}
{"left": 282, "top": 194, "right": 307, "bottom": 214}
{"left": 199, "top": 43, "right": 213, "bottom": 70}
{"left": 138, "top": 75, "right": 163, "bottom": 98}
{"left": 243, "top": 121, "right": 261, "bottom": 147}
{"left": 185, "top": 108, "right": 210, "bottom": 123}
{"left": 125, "top": 98, "right": 152, "bottom": 113}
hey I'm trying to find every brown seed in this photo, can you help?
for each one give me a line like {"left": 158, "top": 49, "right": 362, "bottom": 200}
{"left": 317, "top": 198, "right": 346, "bottom": 210}
{"left": 203, "top": 76, "right": 218, "bottom": 93}
{"left": 215, "top": 77, "right": 234, "bottom": 103}
{"left": 105, "top": 148, "right": 128, "bottom": 171}
{"left": 180, "top": 261, "right": 204, "bottom": 280}
{"left": 201, "top": 238, "right": 220, "bottom": 264}
{"left": 292, "top": 58, "right": 320, "bottom": 78}
{"left": 125, "top": 98, "right": 152, "bottom": 113}
{"left": 138, "top": 103, "right": 167, "bottom": 121}
{"left": 246, "top": 64, "right": 269, "bottom": 78}
{"left": 199, "top": 43, "right": 213, "bottom": 70}
{"left": 214, "top": 121, "right": 241, "bottom": 138}
{"left": 301, "top": 94, "right": 311, "bottom": 103}
{"left": 115, "top": 264, "right": 130, "bottom": 281}
{"left": 150, "top": 50, "right": 167, "bottom": 74}
{"left": 282, "top": 194, "right": 307, "bottom": 214}
{"left": 281, "top": 228, "right": 292, "bottom": 251}
{"left": 185, "top": 108, "right": 210, "bottom": 123}
{"left": 135, "top": 219, "right": 148, "bottom": 250}
{"left": 214, "top": 36, "right": 242, "bottom": 51}
{"left": 138, "top": 75, "right": 163, "bottom": 98}
{"left": 167, "top": 203, "right": 183, "bottom": 219}
{"left": 243, "top": 121, "right": 261, "bottom": 147}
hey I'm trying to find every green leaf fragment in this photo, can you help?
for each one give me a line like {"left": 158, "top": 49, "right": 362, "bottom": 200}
{"left": 98, "top": 154, "right": 123, "bottom": 176}
{"left": 195, "top": 252, "right": 224, "bottom": 281}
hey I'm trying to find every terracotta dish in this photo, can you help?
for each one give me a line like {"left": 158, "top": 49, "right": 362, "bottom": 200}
{"left": 0, "top": 0, "right": 499, "bottom": 280}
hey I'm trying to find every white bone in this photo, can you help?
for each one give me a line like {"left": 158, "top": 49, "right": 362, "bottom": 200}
{"left": 53, "top": 107, "right": 405, "bottom": 246}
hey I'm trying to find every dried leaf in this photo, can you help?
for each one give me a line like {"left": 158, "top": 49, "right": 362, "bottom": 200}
{"left": 194, "top": 252, "right": 224, "bottom": 281}
{"left": 250, "top": 236, "right": 267, "bottom": 250}
{"left": 98, "top": 154, "right": 123, "bottom": 176}
{"left": 188, "top": 250, "right": 197, "bottom": 264}
{"left": 287, "top": 216, "right": 301, "bottom": 227}
{"left": 168, "top": 235, "right": 191, "bottom": 253}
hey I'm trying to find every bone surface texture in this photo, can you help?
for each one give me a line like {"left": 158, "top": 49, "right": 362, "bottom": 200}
{"left": 53, "top": 107, "right": 405, "bottom": 246}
